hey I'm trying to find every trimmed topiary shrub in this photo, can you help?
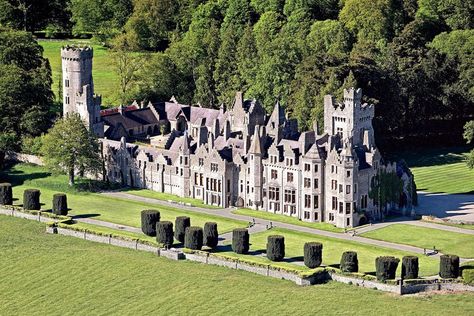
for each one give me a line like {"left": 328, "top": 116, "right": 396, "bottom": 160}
{"left": 267, "top": 235, "right": 285, "bottom": 262}
{"left": 184, "top": 226, "right": 203, "bottom": 250}
{"left": 156, "top": 221, "right": 174, "bottom": 248}
{"left": 141, "top": 210, "right": 160, "bottom": 236}
{"left": 439, "top": 254, "right": 460, "bottom": 279}
{"left": 376, "top": 256, "right": 400, "bottom": 281}
{"left": 304, "top": 242, "right": 323, "bottom": 268}
{"left": 52, "top": 193, "right": 68, "bottom": 215}
{"left": 340, "top": 251, "right": 359, "bottom": 273}
{"left": 232, "top": 228, "right": 249, "bottom": 254}
{"left": 174, "top": 216, "right": 190, "bottom": 243}
{"left": 401, "top": 256, "right": 419, "bottom": 279}
{"left": 203, "top": 222, "right": 218, "bottom": 248}
{"left": 0, "top": 183, "right": 12, "bottom": 205}
{"left": 23, "top": 189, "right": 40, "bottom": 210}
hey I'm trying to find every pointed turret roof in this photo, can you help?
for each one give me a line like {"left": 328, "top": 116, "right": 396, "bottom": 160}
{"left": 180, "top": 131, "right": 190, "bottom": 154}
{"left": 249, "top": 125, "right": 262, "bottom": 154}
{"left": 267, "top": 100, "right": 285, "bottom": 127}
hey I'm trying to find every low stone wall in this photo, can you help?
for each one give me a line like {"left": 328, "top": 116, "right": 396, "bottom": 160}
{"left": 6, "top": 152, "right": 44, "bottom": 166}
{"left": 330, "top": 272, "right": 400, "bottom": 294}
{"left": 422, "top": 215, "right": 474, "bottom": 226}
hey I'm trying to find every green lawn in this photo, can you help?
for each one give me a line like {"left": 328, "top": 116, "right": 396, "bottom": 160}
{"left": 422, "top": 220, "right": 474, "bottom": 231}
{"left": 395, "top": 146, "right": 474, "bottom": 194}
{"left": 1, "top": 216, "right": 473, "bottom": 315}
{"left": 125, "top": 188, "right": 221, "bottom": 209}
{"left": 0, "top": 164, "right": 246, "bottom": 234}
{"left": 218, "top": 227, "right": 440, "bottom": 277}
{"left": 233, "top": 208, "right": 343, "bottom": 233}
{"left": 39, "top": 39, "right": 119, "bottom": 105}
{"left": 361, "top": 224, "right": 474, "bottom": 259}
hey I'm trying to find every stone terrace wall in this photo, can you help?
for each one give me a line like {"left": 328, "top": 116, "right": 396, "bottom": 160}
{"left": 6, "top": 152, "right": 44, "bottom": 166}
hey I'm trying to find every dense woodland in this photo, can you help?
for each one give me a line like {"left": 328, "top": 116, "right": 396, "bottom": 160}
{"left": 0, "top": 0, "right": 473, "bottom": 154}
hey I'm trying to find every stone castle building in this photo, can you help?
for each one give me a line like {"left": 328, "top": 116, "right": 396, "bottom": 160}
{"left": 61, "top": 46, "right": 415, "bottom": 228}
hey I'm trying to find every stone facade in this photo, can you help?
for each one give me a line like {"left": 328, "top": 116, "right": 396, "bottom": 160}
{"left": 63, "top": 46, "right": 415, "bottom": 228}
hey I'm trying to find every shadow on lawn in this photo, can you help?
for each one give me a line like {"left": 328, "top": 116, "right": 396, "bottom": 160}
{"left": 71, "top": 213, "right": 101, "bottom": 219}
{"left": 0, "top": 165, "right": 51, "bottom": 186}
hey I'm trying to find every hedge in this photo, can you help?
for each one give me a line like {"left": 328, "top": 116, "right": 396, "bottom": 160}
{"left": 304, "top": 242, "right": 323, "bottom": 268}
{"left": 0, "top": 183, "right": 12, "bottom": 205}
{"left": 23, "top": 189, "right": 40, "bottom": 210}
{"left": 439, "top": 254, "right": 460, "bottom": 279}
{"left": 203, "top": 222, "right": 218, "bottom": 248}
{"left": 52, "top": 193, "right": 68, "bottom": 215}
{"left": 175, "top": 216, "right": 191, "bottom": 243}
{"left": 401, "top": 256, "right": 419, "bottom": 279}
{"left": 375, "top": 256, "right": 400, "bottom": 281}
{"left": 340, "top": 251, "right": 358, "bottom": 273}
{"left": 184, "top": 226, "right": 203, "bottom": 250}
{"left": 156, "top": 221, "right": 174, "bottom": 248}
{"left": 141, "top": 210, "right": 161, "bottom": 236}
{"left": 232, "top": 228, "right": 249, "bottom": 254}
{"left": 267, "top": 235, "right": 285, "bottom": 262}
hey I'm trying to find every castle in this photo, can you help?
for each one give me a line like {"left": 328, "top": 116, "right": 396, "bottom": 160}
{"left": 61, "top": 46, "right": 415, "bottom": 228}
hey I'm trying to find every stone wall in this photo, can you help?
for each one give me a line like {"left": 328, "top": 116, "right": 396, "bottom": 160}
{"left": 6, "top": 152, "right": 44, "bottom": 165}
{"left": 422, "top": 215, "right": 474, "bottom": 226}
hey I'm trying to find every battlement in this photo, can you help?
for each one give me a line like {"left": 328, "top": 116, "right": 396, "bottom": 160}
{"left": 343, "top": 87, "right": 362, "bottom": 102}
{"left": 61, "top": 45, "right": 93, "bottom": 60}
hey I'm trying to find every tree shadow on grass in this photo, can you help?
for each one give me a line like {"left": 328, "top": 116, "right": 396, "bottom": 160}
{"left": 0, "top": 167, "right": 51, "bottom": 186}
{"left": 71, "top": 213, "right": 101, "bottom": 219}
{"left": 282, "top": 256, "right": 304, "bottom": 263}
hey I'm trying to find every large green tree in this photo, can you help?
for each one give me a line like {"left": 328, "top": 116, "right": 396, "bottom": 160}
{"left": 41, "top": 114, "right": 101, "bottom": 186}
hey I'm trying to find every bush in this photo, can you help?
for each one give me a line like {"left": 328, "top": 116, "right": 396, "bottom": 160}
{"left": 52, "top": 193, "right": 68, "bottom": 215}
{"left": 304, "top": 242, "right": 323, "bottom": 268}
{"left": 174, "top": 216, "right": 190, "bottom": 243}
{"left": 141, "top": 210, "right": 160, "bottom": 236}
{"left": 340, "top": 251, "right": 359, "bottom": 273}
{"left": 0, "top": 183, "right": 12, "bottom": 205}
{"left": 203, "top": 222, "right": 218, "bottom": 248}
{"left": 156, "top": 221, "right": 173, "bottom": 248}
{"left": 439, "top": 254, "right": 460, "bottom": 279}
{"left": 401, "top": 256, "right": 419, "bottom": 279}
{"left": 232, "top": 228, "right": 249, "bottom": 254}
{"left": 23, "top": 189, "right": 40, "bottom": 210}
{"left": 266, "top": 235, "right": 285, "bottom": 262}
{"left": 375, "top": 256, "right": 400, "bottom": 281}
{"left": 184, "top": 226, "right": 203, "bottom": 250}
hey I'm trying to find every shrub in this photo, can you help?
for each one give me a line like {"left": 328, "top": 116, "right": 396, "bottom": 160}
{"left": 267, "top": 235, "right": 285, "bottom": 262}
{"left": 439, "top": 254, "right": 460, "bottom": 279}
{"left": 184, "top": 226, "right": 203, "bottom": 250}
{"left": 141, "top": 210, "right": 160, "bottom": 236}
{"left": 375, "top": 256, "right": 400, "bottom": 281}
{"left": 340, "top": 251, "right": 359, "bottom": 273}
{"left": 232, "top": 228, "right": 249, "bottom": 254}
{"left": 203, "top": 222, "right": 218, "bottom": 248}
{"left": 156, "top": 221, "right": 173, "bottom": 248}
{"left": 0, "top": 183, "right": 12, "bottom": 205}
{"left": 304, "top": 242, "right": 323, "bottom": 268}
{"left": 52, "top": 193, "right": 68, "bottom": 215}
{"left": 174, "top": 216, "right": 190, "bottom": 243}
{"left": 401, "top": 256, "right": 419, "bottom": 279}
{"left": 23, "top": 189, "right": 40, "bottom": 210}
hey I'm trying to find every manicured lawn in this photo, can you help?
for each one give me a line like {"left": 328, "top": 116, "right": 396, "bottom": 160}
{"left": 125, "top": 188, "right": 221, "bottom": 209}
{"left": 396, "top": 146, "right": 474, "bottom": 194}
{"left": 361, "top": 224, "right": 474, "bottom": 259}
{"left": 218, "top": 228, "right": 440, "bottom": 277}
{"left": 233, "top": 208, "right": 343, "bottom": 233}
{"left": 39, "top": 39, "right": 119, "bottom": 105}
{"left": 0, "top": 164, "right": 246, "bottom": 234}
{"left": 2, "top": 216, "right": 474, "bottom": 315}
{"left": 422, "top": 220, "right": 474, "bottom": 231}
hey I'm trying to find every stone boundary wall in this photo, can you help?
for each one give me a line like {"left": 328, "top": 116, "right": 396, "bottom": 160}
{"left": 422, "top": 215, "right": 474, "bottom": 226}
{"left": 5, "top": 152, "right": 44, "bottom": 166}
{"left": 2, "top": 208, "right": 473, "bottom": 295}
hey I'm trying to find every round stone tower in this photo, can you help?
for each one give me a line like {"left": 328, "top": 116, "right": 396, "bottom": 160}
{"left": 61, "top": 45, "right": 103, "bottom": 137}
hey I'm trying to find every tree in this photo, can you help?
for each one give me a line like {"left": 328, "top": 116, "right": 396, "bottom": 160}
{"left": 369, "top": 170, "right": 403, "bottom": 214}
{"left": 41, "top": 114, "right": 101, "bottom": 186}
{"left": 463, "top": 121, "right": 474, "bottom": 169}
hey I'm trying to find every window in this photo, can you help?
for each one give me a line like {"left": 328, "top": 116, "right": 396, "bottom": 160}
{"left": 287, "top": 172, "right": 294, "bottom": 182}
{"left": 180, "top": 156, "right": 183, "bottom": 164}
{"left": 314, "top": 164, "right": 318, "bottom": 172}
{"left": 339, "top": 202, "right": 343, "bottom": 214}
{"left": 269, "top": 187, "right": 280, "bottom": 201}
{"left": 339, "top": 184, "right": 343, "bottom": 193}
{"left": 331, "top": 180, "right": 337, "bottom": 190}
{"left": 198, "top": 158, "right": 204, "bottom": 166}
{"left": 332, "top": 196, "right": 338, "bottom": 210}
{"left": 329, "top": 213, "right": 334, "bottom": 221}
{"left": 354, "top": 184, "right": 357, "bottom": 193}
{"left": 271, "top": 169, "right": 278, "bottom": 180}
{"left": 346, "top": 170, "right": 351, "bottom": 177}
{"left": 65, "top": 96, "right": 70, "bottom": 104}
{"left": 361, "top": 195, "right": 368, "bottom": 209}
{"left": 211, "top": 163, "right": 218, "bottom": 172}
{"left": 314, "top": 178, "right": 319, "bottom": 189}
{"left": 304, "top": 178, "right": 311, "bottom": 188}
{"left": 304, "top": 194, "right": 311, "bottom": 208}
{"left": 65, "top": 79, "right": 69, "bottom": 87}
{"left": 346, "top": 202, "right": 351, "bottom": 214}
{"left": 184, "top": 157, "right": 188, "bottom": 165}
{"left": 304, "top": 211, "right": 310, "bottom": 220}
{"left": 347, "top": 218, "right": 350, "bottom": 226}
{"left": 304, "top": 163, "right": 310, "bottom": 172}
{"left": 331, "top": 165, "right": 334, "bottom": 173}
{"left": 284, "top": 189, "right": 296, "bottom": 204}
{"left": 313, "top": 195, "right": 319, "bottom": 209}
{"left": 314, "top": 212, "right": 318, "bottom": 220}
{"left": 346, "top": 185, "right": 351, "bottom": 194}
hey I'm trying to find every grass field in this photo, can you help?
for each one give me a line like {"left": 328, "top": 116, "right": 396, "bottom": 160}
{"left": 39, "top": 39, "right": 119, "bottom": 105}
{"left": 397, "top": 146, "right": 474, "bottom": 194}
{"left": 233, "top": 208, "right": 344, "bottom": 233}
{"left": 217, "top": 228, "right": 440, "bottom": 277}
{"left": 1, "top": 216, "right": 473, "bottom": 315}
{"left": 361, "top": 224, "right": 474, "bottom": 259}
{"left": 125, "top": 188, "right": 221, "bottom": 209}
{"left": 0, "top": 164, "right": 246, "bottom": 233}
